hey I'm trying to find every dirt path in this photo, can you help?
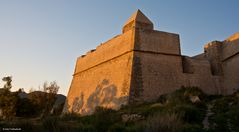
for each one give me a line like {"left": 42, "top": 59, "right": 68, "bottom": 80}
{"left": 202, "top": 104, "right": 214, "bottom": 129}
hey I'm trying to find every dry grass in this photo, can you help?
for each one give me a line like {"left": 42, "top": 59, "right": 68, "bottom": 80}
{"left": 145, "top": 112, "right": 183, "bottom": 132}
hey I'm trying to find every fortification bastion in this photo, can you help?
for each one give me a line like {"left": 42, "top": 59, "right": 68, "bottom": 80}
{"left": 63, "top": 10, "right": 239, "bottom": 115}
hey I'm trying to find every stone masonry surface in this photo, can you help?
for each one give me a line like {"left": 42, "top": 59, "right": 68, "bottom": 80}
{"left": 63, "top": 10, "right": 239, "bottom": 115}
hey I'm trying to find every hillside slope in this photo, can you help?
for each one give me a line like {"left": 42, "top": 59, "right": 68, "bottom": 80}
{"left": 1, "top": 87, "right": 239, "bottom": 132}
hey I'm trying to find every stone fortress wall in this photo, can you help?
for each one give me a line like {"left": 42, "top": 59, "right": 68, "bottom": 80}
{"left": 63, "top": 10, "right": 239, "bottom": 115}
{"left": 64, "top": 30, "right": 135, "bottom": 115}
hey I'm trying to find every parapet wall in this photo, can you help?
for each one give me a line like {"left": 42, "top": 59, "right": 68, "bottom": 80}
{"left": 222, "top": 33, "right": 239, "bottom": 61}
{"left": 135, "top": 30, "right": 181, "bottom": 55}
{"left": 75, "top": 30, "right": 134, "bottom": 74}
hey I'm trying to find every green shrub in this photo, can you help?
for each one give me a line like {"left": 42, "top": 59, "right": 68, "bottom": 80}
{"left": 145, "top": 112, "right": 183, "bottom": 132}
{"left": 209, "top": 94, "right": 239, "bottom": 132}
{"left": 172, "top": 104, "right": 205, "bottom": 124}
{"left": 205, "top": 95, "right": 223, "bottom": 102}
{"left": 42, "top": 116, "right": 60, "bottom": 132}
{"left": 16, "top": 98, "right": 38, "bottom": 117}
{"left": 210, "top": 113, "right": 228, "bottom": 132}
{"left": 77, "top": 124, "right": 96, "bottom": 132}
{"left": 93, "top": 107, "right": 120, "bottom": 132}
{"left": 14, "top": 121, "right": 36, "bottom": 132}
{"left": 109, "top": 123, "right": 126, "bottom": 132}
{"left": 212, "top": 97, "right": 235, "bottom": 114}
{"left": 125, "top": 123, "right": 144, "bottom": 132}
{"left": 181, "top": 124, "right": 203, "bottom": 132}
{"left": 60, "top": 113, "right": 81, "bottom": 121}
{"left": 166, "top": 87, "right": 207, "bottom": 107}
{"left": 157, "top": 94, "right": 167, "bottom": 103}
{"left": 0, "top": 89, "right": 19, "bottom": 119}
{"left": 227, "top": 107, "right": 239, "bottom": 131}
{"left": 120, "top": 103, "right": 152, "bottom": 114}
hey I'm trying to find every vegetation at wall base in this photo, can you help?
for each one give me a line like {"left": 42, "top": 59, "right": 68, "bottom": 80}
{"left": 1, "top": 86, "right": 239, "bottom": 132}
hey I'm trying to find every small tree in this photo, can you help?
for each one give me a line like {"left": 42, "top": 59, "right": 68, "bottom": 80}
{"left": 28, "top": 90, "right": 46, "bottom": 116}
{"left": 2, "top": 76, "right": 12, "bottom": 90}
{"left": 0, "top": 89, "right": 18, "bottom": 120}
{"left": 16, "top": 97, "right": 38, "bottom": 117}
{"left": 0, "top": 76, "right": 18, "bottom": 120}
{"left": 41, "top": 81, "right": 60, "bottom": 118}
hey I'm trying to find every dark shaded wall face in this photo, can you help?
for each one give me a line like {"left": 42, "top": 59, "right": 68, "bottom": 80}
{"left": 223, "top": 54, "right": 239, "bottom": 94}
{"left": 204, "top": 41, "right": 223, "bottom": 76}
{"left": 222, "top": 37, "right": 239, "bottom": 94}
{"left": 130, "top": 29, "right": 184, "bottom": 102}
{"left": 202, "top": 33, "right": 239, "bottom": 95}
{"left": 130, "top": 29, "right": 224, "bottom": 99}
{"left": 132, "top": 52, "right": 185, "bottom": 101}
{"left": 222, "top": 33, "right": 239, "bottom": 61}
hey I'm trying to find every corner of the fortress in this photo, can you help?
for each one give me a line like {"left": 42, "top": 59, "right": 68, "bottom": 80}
{"left": 126, "top": 10, "right": 154, "bottom": 103}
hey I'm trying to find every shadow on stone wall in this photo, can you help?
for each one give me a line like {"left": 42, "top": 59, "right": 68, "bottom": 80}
{"left": 63, "top": 79, "right": 128, "bottom": 115}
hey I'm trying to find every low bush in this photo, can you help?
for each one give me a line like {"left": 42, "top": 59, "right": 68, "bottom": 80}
{"left": 42, "top": 116, "right": 60, "bottom": 132}
{"left": 93, "top": 107, "right": 120, "bottom": 131}
{"left": 181, "top": 124, "right": 203, "bottom": 132}
{"left": 1, "top": 87, "right": 239, "bottom": 132}
{"left": 172, "top": 104, "right": 205, "bottom": 124}
{"left": 145, "top": 112, "right": 183, "bottom": 132}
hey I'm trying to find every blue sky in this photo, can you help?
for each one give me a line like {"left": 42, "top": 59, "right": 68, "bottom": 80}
{"left": 0, "top": 0, "right": 238, "bottom": 95}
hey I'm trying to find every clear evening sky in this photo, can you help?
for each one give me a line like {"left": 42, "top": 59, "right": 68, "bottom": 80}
{"left": 0, "top": 0, "right": 238, "bottom": 95}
